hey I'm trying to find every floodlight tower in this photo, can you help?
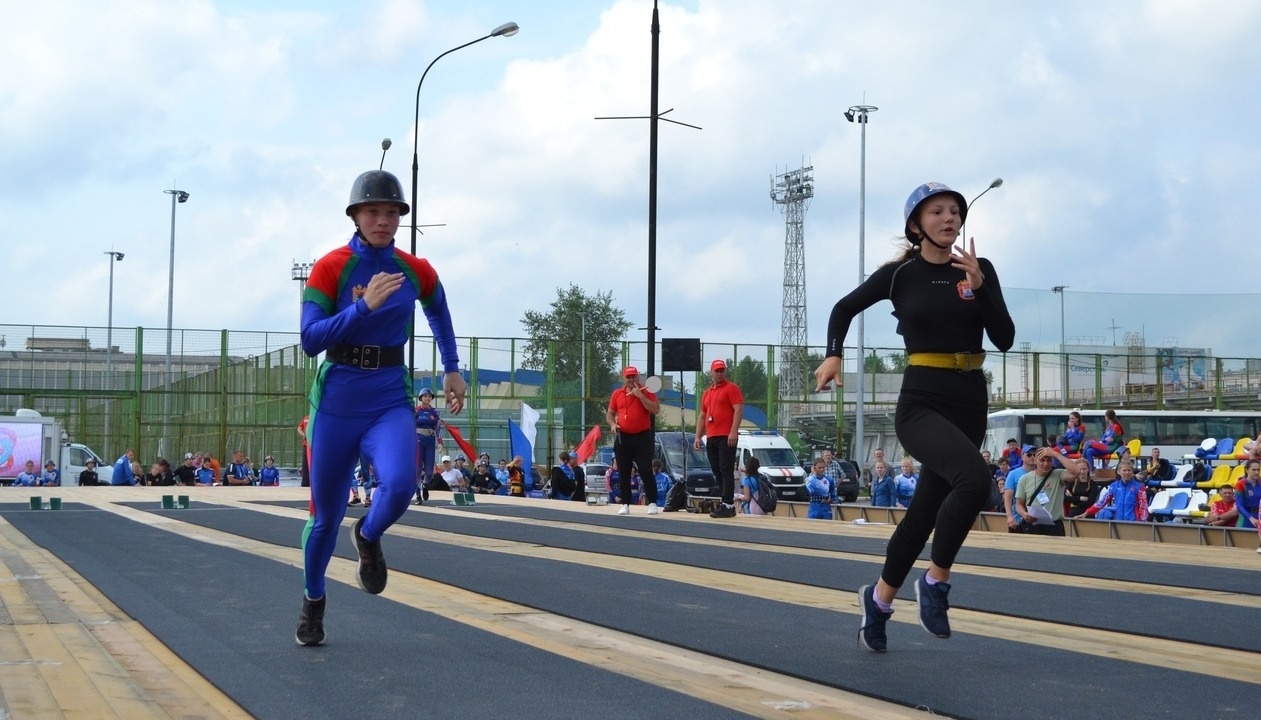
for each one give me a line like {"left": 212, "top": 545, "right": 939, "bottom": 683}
{"left": 770, "top": 164, "right": 814, "bottom": 424}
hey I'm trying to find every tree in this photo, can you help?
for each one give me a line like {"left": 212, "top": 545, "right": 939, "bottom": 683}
{"left": 521, "top": 285, "right": 632, "bottom": 438}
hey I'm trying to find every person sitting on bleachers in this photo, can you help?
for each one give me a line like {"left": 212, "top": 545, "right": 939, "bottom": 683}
{"left": 1139, "top": 447, "right": 1172, "bottom": 483}
{"left": 1084, "top": 459, "right": 1148, "bottom": 521}
{"left": 1083, "top": 409, "right": 1124, "bottom": 474}
{"left": 1204, "top": 485, "right": 1238, "bottom": 527}
{"left": 1055, "top": 411, "right": 1085, "bottom": 457}
{"left": 1234, "top": 459, "right": 1261, "bottom": 531}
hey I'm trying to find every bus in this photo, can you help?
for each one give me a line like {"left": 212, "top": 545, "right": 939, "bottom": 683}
{"left": 983, "top": 408, "right": 1261, "bottom": 462}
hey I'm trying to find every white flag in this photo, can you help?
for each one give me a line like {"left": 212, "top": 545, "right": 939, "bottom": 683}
{"left": 520, "top": 403, "right": 540, "bottom": 471}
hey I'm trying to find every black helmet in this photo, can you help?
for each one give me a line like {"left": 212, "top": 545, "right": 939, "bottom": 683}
{"left": 345, "top": 170, "right": 410, "bottom": 217}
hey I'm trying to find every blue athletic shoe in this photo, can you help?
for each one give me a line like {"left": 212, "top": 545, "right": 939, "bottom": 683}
{"left": 915, "top": 573, "right": 952, "bottom": 639}
{"left": 857, "top": 584, "right": 892, "bottom": 652}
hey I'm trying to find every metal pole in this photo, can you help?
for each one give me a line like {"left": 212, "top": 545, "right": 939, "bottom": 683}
{"left": 1053, "top": 285, "right": 1068, "bottom": 404}
{"left": 646, "top": 1, "right": 659, "bottom": 380}
{"left": 104, "top": 251, "right": 121, "bottom": 459}
{"left": 847, "top": 104, "right": 876, "bottom": 464}
{"left": 408, "top": 22, "right": 518, "bottom": 378}
{"left": 580, "top": 313, "right": 586, "bottom": 432}
{"left": 162, "top": 189, "right": 185, "bottom": 459}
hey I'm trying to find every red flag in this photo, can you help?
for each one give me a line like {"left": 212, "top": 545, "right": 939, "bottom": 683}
{"left": 441, "top": 421, "right": 477, "bottom": 462}
{"left": 573, "top": 425, "right": 601, "bottom": 464}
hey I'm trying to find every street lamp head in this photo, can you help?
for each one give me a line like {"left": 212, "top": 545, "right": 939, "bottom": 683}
{"left": 176, "top": 191, "right": 189, "bottom": 203}
{"left": 844, "top": 109, "right": 855, "bottom": 123}
{"left": 989, "top": 178, "right": 1003, "bottom": 189}
{"left": 381, "top": 138, "right": 392, "bottom": 151}
{"left": 491, "top": 22, "right": 519, "bottom": 37}
{"left": 114, "top": 252, "right": 124, "bottom": 261}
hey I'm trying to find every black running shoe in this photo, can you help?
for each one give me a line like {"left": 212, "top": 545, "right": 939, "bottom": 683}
{"left": 708, "top": 504, "right": 737, "bottom": 519}
{"left": 857, "top": 584, "right": 892, "bottom": 653}
{"left": 347, "top": 496, "right": 361, "bottom": 507}
{"left": 915, "top": 572, "right": 952, "bottom": 639}
{"left": 351, "top": 516, "right": 387, "bottom": 594}
{"left": 295, "top": 595, "right": 327, "bottom": 646}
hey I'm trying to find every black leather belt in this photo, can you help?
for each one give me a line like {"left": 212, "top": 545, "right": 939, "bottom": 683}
{"left": 327, "top": 343, "right": 404, "bottom": 370}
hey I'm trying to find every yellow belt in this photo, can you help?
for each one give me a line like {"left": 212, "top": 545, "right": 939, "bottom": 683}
{"left": 907, "top": 352, "right": 986, "bottom": 371}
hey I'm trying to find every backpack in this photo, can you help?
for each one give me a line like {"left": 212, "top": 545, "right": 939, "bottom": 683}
{"left": 664, "top": 479, "right": 688, "bottom": 512}
{"left": 754, "top": 474, "right": 778, "bottom": 514}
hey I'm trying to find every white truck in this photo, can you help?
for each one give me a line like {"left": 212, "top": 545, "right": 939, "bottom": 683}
{"left": 735, "top": 430, "right": 806, "bottom": 501}
{"left": 0, "top": 409, "right": 113, "bottom": 485}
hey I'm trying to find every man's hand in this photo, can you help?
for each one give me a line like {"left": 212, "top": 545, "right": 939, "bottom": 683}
{"left": 443, "top": 371, "right": 467, "bottom": 414}
{"left": 361, "top": 272, "right": 404, "bottom": 311}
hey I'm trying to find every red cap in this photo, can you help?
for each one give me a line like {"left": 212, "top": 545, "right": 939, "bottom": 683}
{"left": 622, "top": 366, "right": 639, "bottom": 378}
{"left": 710, "top": 359, "right": 727, "bottom": 372}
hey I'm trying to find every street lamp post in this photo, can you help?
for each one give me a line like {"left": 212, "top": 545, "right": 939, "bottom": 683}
{"left": 408, "top": 21, "right": 519, "bottom": 376}
{"left": 162, "top": 188, "right": 189, "bottom": 458}
{"left": 1052, "top": 285, "right": 1069, "bottom": 403}
{"left": 104, "top": 250, "right": 124, "bottom": 458}
{"left": 579, "top": 312, "right": 587, "bottom": 433}
{"left": 844, "top": 104, "right": 877, "bottom": 464}
{"left": 963, "top": 178, "right": 1003, "bottom": 239}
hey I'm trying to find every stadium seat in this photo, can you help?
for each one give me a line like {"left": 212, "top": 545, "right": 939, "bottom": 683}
{"left": 1195, "top": 465, "right": 1233, "bottom": 490}
{"left": 1228, "top": 437, "right": 1250, "bottom": 460}
{"left": 1199, "top": 438, "right": 1233, "bottom": 462}
{"left": 1154, "top": 464, "right": 1196, "bottom": 488}
{"left": 1192, "top": 438, "right": 1218, "bottom": 461}
{"left": 1149, "top": 489, "right": 1191, "bottom": 522}
{"left": 1126, "top": 438, "right": 1142, "bottom": 459}
{"left": 1229, "top": 463, "right": 1246, "bottom": 484}
{"left": 1172, "top": 490, "right": 1207, "bottom": 521}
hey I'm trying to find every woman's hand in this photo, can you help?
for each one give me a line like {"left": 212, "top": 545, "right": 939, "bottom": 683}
{"left": 443, "top": 371, "right": 467, "bottom": 414}
{"left": 952, "top": 237, "right": 984, "bottom": 291}
{"left": 361, "top": 272, "right": 405, "bottom": 311}
{"left": 813, "top": 356, "right": 843, "bottom": 392}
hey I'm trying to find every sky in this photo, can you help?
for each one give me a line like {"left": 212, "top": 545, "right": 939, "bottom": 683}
{"left": 5, "top": 0, "right": 1261, "bottom": 361}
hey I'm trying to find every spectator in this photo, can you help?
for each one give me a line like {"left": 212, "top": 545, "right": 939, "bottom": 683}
{"left": 149, "top": 459, "right": 175, "bottom": 487}
{"left": 694, "top": 358, "right": 744, "bottom": 519}
{"left": 869, "top": 460, "right": 896, "bottom": 508}
{"left": 820, "top": 449, "right": 844, "bottom": 483}
{"left": 981, "top": 450, "right": 998, "bottom": 479}
{"left": 1016, "top": 447, "right": 1085, "bottom": 536}
{"left": 195, "top": 462, "right": 217, "bottom": 485}
{"left": 804, "top": 459, "right": 836, "bottom": 520}
{"left": 202, "top": 453, "right": 221, "bottom": 483}
{"left": 1083, "top": 409, "right": 1125, "bottom": 474}
{"left": 111, "top": 449, "right": 137, "bottom": 486}
{"left": 453, "top": 456, "right": 472, "bottom": 484}
{"left": 567, "top": 454, "right": 587, "bottom": 502}
{"left": 1063, "top": 468, "right": 1094, "bottom": 518}
{"left": 1055, "top": 411, "right": 1085, "bottom": 457}
{"left": 1234, "top": 460, "right": 1261, "bottom": 536}
{"left": 258, "top": 455, "right": 281, "bottom": 486}
{"left": 470, "top": 459, "right": 500, "bottom": 494}
{"left": 15, "top": 460, "right": 40, "bottom": 487}
{"left": 1084, "top": 460, "right": 1148, "bottom": 522}
{"left": 735, "top": 456, "right": 763, "bottom": 515}
{"left": 494, "top": 459, "right": 510, "bottom": 493}
{"left": 1140, "top": 447, "right": 1172, "bottom": 483}
{"left": 359, "top": 462, "right": 378, "bottom": 507}
{"left": 607, "top": 365, "right": 662, "bottom": 516}
{"left": 549, "top": 452, "right": 577, "bottom": 500}
{"left": 650, "top": 458, "right": 670, "bottom": 508}
{"left": 507, "top": 456, "right": 526, "bottom": 497}
{"left": 1000, "top": 438, "right": 1021, "bottom": 469}
{"left": 297, "top": 416, "right": 310, "bottom": 487}
{"left": 173, "top": 453, "right": 197, "bottom": 486}
{"left": 1004, "top": 446, "right": 1036, "bottom": 532}
{"left": 431, "top": 456, "right": 465, "bottom": 492}
{"left": 606, "top": 466, "right": 641, "bottom": 506}
{"left": 79, "top": 458, "right": 100, "bottom": 486}
{"left": 223, "top": 451, "right": 254, "bottom": 486}
{"left": 894, "top": 457, "right": 918, "bottom": 508}
{"left": 41, "top": 461, "right": 61, "bottom": 487}
{"left": 1204, "top": 485, "right": 1237, "bottom": 527}
{"left": 131, "top": 461, "right": 145, "bottom": 485}
{"left": 983, "top": 473, "right": 1006, "bottom": 513}
{"left": 994, "top": 456, "right": 1009, "bottom": 482}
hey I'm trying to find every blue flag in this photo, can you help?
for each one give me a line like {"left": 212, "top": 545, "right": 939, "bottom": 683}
{"left": 508, "top": 420, "right": 534, "bottom": 490}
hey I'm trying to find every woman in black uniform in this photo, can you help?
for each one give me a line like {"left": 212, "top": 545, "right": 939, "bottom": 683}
{"left": 814, "top": 182, "right": 1015, "bottom": 653}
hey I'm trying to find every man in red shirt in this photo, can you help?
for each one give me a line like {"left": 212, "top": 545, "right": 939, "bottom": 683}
{"left": 606, "top": 366, "right": 661, "bottom": 515}
{"left": 693, "top": 359, "right": 744, "bottom": 518}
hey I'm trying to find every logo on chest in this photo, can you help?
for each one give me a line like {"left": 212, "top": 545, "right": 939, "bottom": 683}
{"left": 351, "top": 284, "right": 367, "bottom": 301}
{"left": 956, "top": 280, "right": 975, "bottom": 300}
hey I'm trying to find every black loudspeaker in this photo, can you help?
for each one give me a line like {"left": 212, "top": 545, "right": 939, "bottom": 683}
{"left": 661, "top": 338, "right": 702, "bottom": 372}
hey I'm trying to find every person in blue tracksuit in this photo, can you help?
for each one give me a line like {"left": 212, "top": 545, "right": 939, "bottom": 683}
{"left": 258, "top": 456, "right": 281, "bottom": 486}
{"left": 111, "top": 449, "right": 137, "bottom": 486}
{"left": 869, "top": 460, "right": 897, "bottom": 508}
{"left": 294, "top": 170, "right": 466, "bottom": 647}
{"left": 414, "top": 387, "right": 440, "bottom": 504}
{"left": 804, "top": 459, "right": 836, "bottom": 520}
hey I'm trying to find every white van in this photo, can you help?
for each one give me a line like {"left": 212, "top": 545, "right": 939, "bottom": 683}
{"left": 735, "top": 430, "right": 805, "bottom": 500}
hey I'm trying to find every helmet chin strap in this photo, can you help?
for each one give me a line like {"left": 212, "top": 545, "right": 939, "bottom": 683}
{"left": 910, "top": 220, "right": 953, "bottom": 251}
